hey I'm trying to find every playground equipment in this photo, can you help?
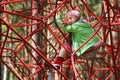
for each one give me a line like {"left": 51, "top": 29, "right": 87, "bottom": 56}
{"left": 0, "top": 0, "right": 120, "bottom": 80}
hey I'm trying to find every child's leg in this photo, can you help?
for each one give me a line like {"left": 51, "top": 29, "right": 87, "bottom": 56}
{"left": 80, "top": 46, "right": 98, "bottom": 59}
{"left": 58, "top": 47, "right": 68, "bottom": 60}
{"left": 53, "top": 43, "right": 72, "bottom": 65}
{"left": 80, "top": 42, "right": 105, "bottom": 59}
{"left": 58, "top": 43, "right": 72, "bottom": 59}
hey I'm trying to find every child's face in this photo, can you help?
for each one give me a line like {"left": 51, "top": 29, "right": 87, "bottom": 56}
{"left": 62, "top": 15, "right": 79, "bottom": 26}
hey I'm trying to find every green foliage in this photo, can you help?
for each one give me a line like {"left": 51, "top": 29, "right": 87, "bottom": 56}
{"left": 4, "top": 1, "right": 31, "bottom": 37}
{"left": 6, "top": 1, "right": 31, "bottom": 24}
{"left": 86, "top": 0, "right": 102, "bottom": 16}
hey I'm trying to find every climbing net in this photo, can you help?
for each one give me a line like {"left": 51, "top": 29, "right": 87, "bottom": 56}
{"left": 0, "top": 0, "right": 120, "bottom": 80}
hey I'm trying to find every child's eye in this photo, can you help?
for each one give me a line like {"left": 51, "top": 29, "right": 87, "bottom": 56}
{"left": 67, "top": 19, "right": 69, "bottom": 22}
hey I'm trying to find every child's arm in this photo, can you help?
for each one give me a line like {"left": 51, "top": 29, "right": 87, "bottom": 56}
{"left": 55, "top": 16, "right": 67, "bottom": 30}
{"left": 56, "top": 16, "right": 91, "bottom": 32}
{"left": 61, "top": 22, "right": 91, "bottom": 32}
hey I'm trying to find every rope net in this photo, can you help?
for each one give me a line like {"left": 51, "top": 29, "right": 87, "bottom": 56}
{"left": 0, "top": 0, "right": 120, "bottom": 80}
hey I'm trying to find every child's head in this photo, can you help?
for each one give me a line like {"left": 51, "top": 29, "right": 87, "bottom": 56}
{"left": 62, "top": 10, "right": 80, "bottom": 26}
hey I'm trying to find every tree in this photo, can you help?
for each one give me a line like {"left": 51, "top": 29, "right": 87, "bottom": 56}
{"left": 0, "top": 0, "right": 2, "bottom": 79}
{"left": 31, "top": 0, "right": 47, "bottom": 79}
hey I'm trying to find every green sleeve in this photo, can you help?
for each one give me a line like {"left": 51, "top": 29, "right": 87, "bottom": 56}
{"left": 64, "top": 22, "right": 91, "bottom": 32}
{"left": 56, "top": 16, "right": 91, "bottom": 32}
{"left": 55, "top": 16, "right": 65, "bottom": 30}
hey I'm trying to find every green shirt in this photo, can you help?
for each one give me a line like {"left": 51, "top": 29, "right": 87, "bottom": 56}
{"left": 56, "top": 16, "right": 99, "bottom": 56}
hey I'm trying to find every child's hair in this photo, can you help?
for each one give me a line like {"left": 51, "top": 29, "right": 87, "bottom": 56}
{"left": 66, "top": 10, "right": 80, "bottom": 18}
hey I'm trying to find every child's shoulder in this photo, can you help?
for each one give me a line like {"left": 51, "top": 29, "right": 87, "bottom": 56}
{"left": 78, "top": 18, "right": 89, "bottom": 23}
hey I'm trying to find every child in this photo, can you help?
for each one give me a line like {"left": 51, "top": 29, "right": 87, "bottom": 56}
{"left": 52, "top": 10, "right": 105, "bottom": 69}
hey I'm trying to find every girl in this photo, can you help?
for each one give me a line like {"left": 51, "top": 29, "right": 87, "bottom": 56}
{"left": 52, "top": 10, "right": 105, "bottom": 69}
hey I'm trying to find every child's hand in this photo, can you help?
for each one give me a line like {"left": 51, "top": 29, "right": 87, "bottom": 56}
{"left": 61, "top": 18, "right": 72, "bottom": 26}
{"left": 61, "top": 15, "right": 79, "bottom": 26}
{"left": 61, "top": 18, "right": 68, "bottom": 26}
